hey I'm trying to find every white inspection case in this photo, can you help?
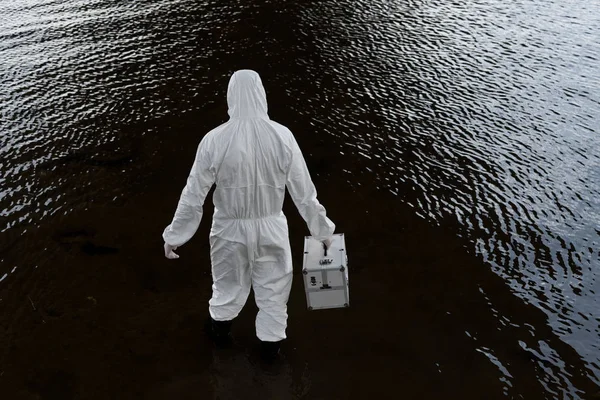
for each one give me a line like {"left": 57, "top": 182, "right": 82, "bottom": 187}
{"left": 302, "top": 233, "right": 349, "bottom": 310}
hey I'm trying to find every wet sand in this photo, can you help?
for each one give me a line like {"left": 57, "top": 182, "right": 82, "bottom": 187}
{"left": 1, "top": 109, "right": 599, "bottom": 399}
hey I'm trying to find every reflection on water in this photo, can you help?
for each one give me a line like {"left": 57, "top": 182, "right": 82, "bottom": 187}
{"left": 292, "top": 0, "right": 600, "bottom": 392}
{"left": 1, "top": 0, "right": 599, "bottom": 397}
{"left": 0, "top": 0, "right": 215, "bottom": 231}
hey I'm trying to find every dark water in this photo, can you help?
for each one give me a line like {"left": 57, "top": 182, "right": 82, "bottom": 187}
{"left": 1, "top": 0, "right": 599, "bottom": 398}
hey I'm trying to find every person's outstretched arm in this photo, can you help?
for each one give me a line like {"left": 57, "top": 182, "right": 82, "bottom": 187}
{"left": 163, "top": 138, "right": 215, "bottom": 252}
{"left": 285, "top": 135, "right": 335, "bottom": 240}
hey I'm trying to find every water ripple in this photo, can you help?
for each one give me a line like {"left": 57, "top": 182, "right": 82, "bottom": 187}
{"left": 293, "top": 0, "right": 600, "bottom": 392}
{"left": 1, "top": 0, "right": 599, "bottom": 396}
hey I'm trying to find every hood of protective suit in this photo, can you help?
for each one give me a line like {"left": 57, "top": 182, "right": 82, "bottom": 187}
{"left": 227, "top": 70, "right": 269, "bottom": 118}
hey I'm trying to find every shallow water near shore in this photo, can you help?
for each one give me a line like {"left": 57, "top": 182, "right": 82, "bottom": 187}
{"left": 1, "top": 0, "right": 599, "bottom": 398}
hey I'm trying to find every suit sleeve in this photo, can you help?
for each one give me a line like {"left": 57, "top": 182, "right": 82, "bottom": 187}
{"left": 285, "top": 135, "right": 335, "bottom": 240}
{"left": 163, "top": 138, "right": 215, "bottom": 247}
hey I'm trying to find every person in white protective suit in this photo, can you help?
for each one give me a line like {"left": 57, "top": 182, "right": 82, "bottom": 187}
{"left": 162, "top": 70, "right": 335, "bottom": 360}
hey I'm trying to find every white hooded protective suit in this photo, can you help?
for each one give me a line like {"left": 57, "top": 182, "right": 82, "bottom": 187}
{"left": 163, "top": 70, "right": 335, "bottom": 342}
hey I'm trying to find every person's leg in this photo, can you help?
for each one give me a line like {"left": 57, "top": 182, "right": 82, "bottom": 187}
{"left": 252, "top": 238, "right": 293, "bottom": 358}
{"left": 208, "top": 236, "right": 251, "bottom": 344}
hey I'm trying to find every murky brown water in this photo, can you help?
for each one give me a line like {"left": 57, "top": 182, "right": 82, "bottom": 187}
{"left": 1, "top": 0, "right": 599, "bottom": 398}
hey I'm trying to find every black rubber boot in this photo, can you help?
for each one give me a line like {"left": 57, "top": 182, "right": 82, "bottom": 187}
{"left": 205, "top": 317, "right": 233, "bottom": 348}
{"left": 259, "top": 340, "right": 282, "bottom": 362}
